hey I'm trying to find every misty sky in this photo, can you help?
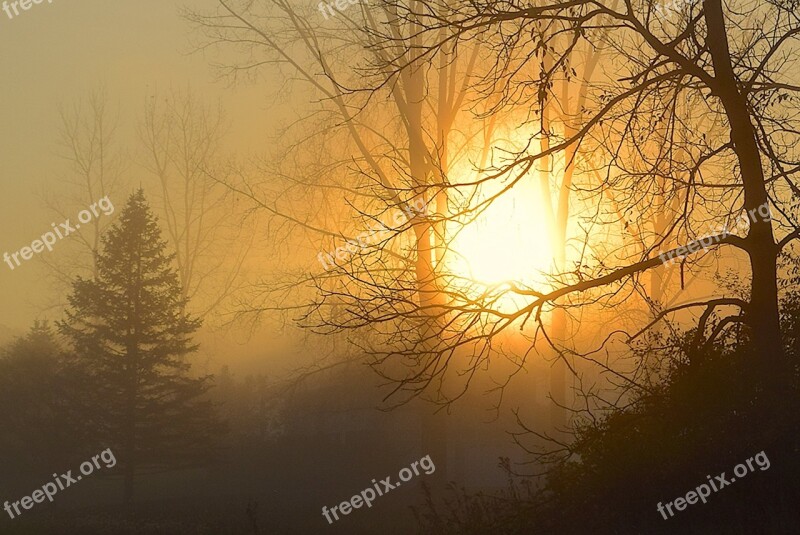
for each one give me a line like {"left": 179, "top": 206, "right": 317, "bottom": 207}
{"left": 0, "top": 0, "right": 286, "bottom": 333}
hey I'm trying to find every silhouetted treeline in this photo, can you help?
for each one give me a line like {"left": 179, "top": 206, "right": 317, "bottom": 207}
{"left": 415, "top": 277, "right": 800, "bottom": 534}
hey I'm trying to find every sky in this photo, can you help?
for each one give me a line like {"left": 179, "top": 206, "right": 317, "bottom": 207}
{"left": 0, "top": 0, "right": 283, "bottom": 334}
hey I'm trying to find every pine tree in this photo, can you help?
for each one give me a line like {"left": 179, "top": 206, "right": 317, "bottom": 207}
{"left": 0, "top": 321, "right": 88, "bottom": 476}
{"left": 58, "top": 189, "right": 219, "bottom": 504}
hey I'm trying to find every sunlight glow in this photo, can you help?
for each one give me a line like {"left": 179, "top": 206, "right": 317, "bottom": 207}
{"left": 448, "top": 176, "right": 553, "bottom": 286}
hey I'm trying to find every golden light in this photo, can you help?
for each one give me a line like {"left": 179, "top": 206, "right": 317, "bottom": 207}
{"left": 447, "top": 175, "right": 554, "bottom": 287}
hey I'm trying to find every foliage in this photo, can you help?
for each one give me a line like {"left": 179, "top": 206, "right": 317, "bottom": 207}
{"left": 0, "top": 322, "right": 90, "bottom": 481}
{"left": 415, "top": 290, "right": 800, "bottom": 533}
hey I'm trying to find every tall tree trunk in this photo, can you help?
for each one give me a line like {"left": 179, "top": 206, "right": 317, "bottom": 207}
{"left": 123, "top": 365, "right": 136, "bottom": 505}
{"left": 123, "top": 294, "right": 139, "bottom": 504}
{"left": 537, "top": 85, "right": 568, "bottom": 431}
{"left": 405, "top": 13, "right": 449, "bottom": 481}
{"left": 704, "top": 0, "right": 787, "bottom": 392}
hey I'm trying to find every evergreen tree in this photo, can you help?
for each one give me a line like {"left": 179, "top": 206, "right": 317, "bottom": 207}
{"left": 58, "top": 189, "right": 219, "bottom": 504}
{"left": 0, "top": 321, "right": 88, "bottom": 479}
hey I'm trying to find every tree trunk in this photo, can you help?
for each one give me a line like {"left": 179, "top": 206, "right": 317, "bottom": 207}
{"left": 404, "top": 26, "right": 449, "bottom": 482}
{"left": 123, "top": 367, "right": 137, "bottom": 505}
{"left": 123, "top": 325, "right": 139, "bottom": 505}
{"left": 704, "top": 0, "right": 787, "bottom": 391}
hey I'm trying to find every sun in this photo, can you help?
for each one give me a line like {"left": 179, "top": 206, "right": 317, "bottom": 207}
{"left": 446, "top": 176, "right": 553, "bottom": 286}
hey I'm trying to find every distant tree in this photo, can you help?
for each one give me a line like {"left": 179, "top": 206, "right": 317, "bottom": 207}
{"left": 0, "top": 321, "right": 88, "bottom": 478}
{"left": 45, "top": 89, "right": 126, "bottom": 284}
{"left": 139, "top": 90, "right": 252, "bottom": 321}
{"left": 58, "top": 189, "right": 219, "bottom": 504}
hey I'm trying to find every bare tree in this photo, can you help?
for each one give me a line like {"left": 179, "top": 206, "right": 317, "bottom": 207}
{"left": 308, "top": 0, "right": 800, "bottom": 414}
{"left": 185, "top": 1, "right": 495, "bottom": 349}
{"left": 139, "top": 89, "right": 252, "bottom": 322}
{"left": 189, "top": 0, "right": 800, "bottom": 454}
{"left": 43, "top": 89, "right": 125, "bottom": 286}
{"left": 364, "top": 0, "right": 800, "bottom": 410}
{"left": 186, "top": 0, "right": 501, "bottom": 479}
